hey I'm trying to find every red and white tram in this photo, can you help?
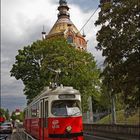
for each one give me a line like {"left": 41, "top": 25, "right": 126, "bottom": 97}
{"left": 24, "top": 85, "right": 84, "bottom": 140}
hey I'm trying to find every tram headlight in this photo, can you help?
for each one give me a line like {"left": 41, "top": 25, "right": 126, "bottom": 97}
{"left": 66, "top": 126, "right": 72, "bottom": 133}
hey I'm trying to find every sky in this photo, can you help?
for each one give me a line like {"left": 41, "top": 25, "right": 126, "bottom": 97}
{"left": 1, "top": 0, "right": 103, "bottom": 113}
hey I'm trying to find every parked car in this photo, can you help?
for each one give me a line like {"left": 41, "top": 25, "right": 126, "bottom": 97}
{"left": 0, "top": 122, "right": 13, "bottom": 133}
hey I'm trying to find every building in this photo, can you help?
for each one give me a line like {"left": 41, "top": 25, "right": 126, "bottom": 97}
{"left": 15, "top": 109, "right": 21, "bottom": 116}
{"left": 43, "top": 0, "right": 87, "bottom": 51}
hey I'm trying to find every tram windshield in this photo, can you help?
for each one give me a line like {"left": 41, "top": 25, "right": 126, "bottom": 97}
{"left": 52, "top": 100, "right": 81, "bottom": 116}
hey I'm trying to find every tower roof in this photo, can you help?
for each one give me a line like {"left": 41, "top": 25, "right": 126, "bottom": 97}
{"left": 45, "top": 0, "right": 87, "bottom": 51}
{"left": 47, "top": 0, "right": 82, "bottom": 38}
{"left": 59, "top": 0, "right": 67, "bottom": 5}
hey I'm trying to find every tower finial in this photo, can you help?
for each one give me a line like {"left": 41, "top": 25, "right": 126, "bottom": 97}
{"left": 42, "top": 25, "right": 46, "bottom": 40}
{"left": 58, "top": 0, "right": 69, "bottom": 19}
{"left": 82, "top": 29, "right": 86, "bottom": 37}
{"left": 59, "top": 0, "right": 67, "bottom": 5}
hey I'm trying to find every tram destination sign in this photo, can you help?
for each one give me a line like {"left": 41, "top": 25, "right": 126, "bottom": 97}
{"left": 58, "top": 94, "right": 75, "bottom": 99}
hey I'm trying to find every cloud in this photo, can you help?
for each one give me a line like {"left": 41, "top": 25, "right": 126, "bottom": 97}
{"left": 1, "top": 96, "right": 26, "bottom": 113}
{"left": 51, "top": 0, "right": 99, "bottom": 12}
{"left": 1, "top": 56, "right": 10, "bottom": 64}
{"left": 1, "top": 0, "right": 103, "bottom": 112}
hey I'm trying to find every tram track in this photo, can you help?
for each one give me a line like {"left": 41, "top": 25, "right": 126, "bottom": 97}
{"left": 10, "top": 128, "right": 115, "bottom": 140}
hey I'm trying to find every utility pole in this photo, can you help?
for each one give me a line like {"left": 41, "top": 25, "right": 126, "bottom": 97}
{"left": 111, "top": 94, "right": 116, "bottom": 124}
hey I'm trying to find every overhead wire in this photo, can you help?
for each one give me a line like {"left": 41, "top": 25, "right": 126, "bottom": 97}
{"left": 78, "top": 5, "right": 103, "bottom": 67}
{"left": 79, "top": 6, "right": 99, "bottom": 33}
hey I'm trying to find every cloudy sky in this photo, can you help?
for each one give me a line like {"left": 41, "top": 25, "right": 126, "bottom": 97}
{"left": 1, "top": 0, "right": 102, "bottom": 113}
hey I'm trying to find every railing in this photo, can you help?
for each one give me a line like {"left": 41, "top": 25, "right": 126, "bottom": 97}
{"left": 83, "top": 123, "right": 140, "bottom": 140}
{"left": 15, "top": 122, "right": 140, "bottom": 140}
{"left": 15, "top": 124, "right": 36, "bottom": 140}
{"left": 21, "top": 130, "right": 37, "bottom": 140}
{"left": 0, "top": 136, "right": 8, "bottom": 140}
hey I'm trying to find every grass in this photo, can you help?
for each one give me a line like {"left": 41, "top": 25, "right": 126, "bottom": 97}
{"left": 97, "top": 109, "right": 140, "bottom": 125}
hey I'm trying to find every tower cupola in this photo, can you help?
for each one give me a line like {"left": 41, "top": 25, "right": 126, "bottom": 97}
{"left": 59, "top": 0, "right": 67, "bottom": 5}
{"left": 45, "top": 0, "right": 87, "bottom": 51}
{"left": 58, "top": 0, "right": 70, "bottom": 19}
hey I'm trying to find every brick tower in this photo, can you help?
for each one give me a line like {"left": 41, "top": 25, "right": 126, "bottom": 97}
{"left": 44, "top": 0, "right": 87, "bottom": 51}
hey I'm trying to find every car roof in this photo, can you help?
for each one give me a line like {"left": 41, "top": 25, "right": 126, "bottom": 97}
{"left": 2, "top": 122, "right": 12, "bottom": 124}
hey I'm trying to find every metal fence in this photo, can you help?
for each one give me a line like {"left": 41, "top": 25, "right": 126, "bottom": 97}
{"left": 83, "top": 123, "right": 140, "bottom": 140}
{"left": 0, "top": 136, "right": 8, "bottom": 140}
{"left": 21, "top": 130, "right": 36, "bottom": 140}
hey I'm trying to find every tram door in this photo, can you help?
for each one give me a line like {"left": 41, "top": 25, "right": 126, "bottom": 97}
{"left": 40, "top": 98, "right": 48, "bottom": 140}
{"left": 44, "top": 99, "right": 49, "bottom": 139}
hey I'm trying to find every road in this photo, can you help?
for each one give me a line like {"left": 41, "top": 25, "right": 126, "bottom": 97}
{"left": 0, "top": 129, "right": 114, "bottom": 140}
{"left": 84, "top": 134, "right": 114, "bottom": 140}
{"left": 0, "top": 133, "right": 114, "bottom": 140}
{"left": 0, "top": 133, "right": 21, "bottom": 140}
{"left": 0, "top": 129, "right": 21, "bottom": 140}
{"left": 0, "top": 134, "right": 11, "bottom": 140}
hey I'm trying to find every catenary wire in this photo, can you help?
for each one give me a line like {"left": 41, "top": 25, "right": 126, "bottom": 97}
{"left": 79, "top": 6, "right": 99, "bottom": 33}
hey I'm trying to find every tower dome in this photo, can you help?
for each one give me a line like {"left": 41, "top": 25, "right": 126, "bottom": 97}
{"left": 45, "top": 0, "right": 87, "bottom": 51}
{"left": 59, "top": 0, "right": 67, "bottom": 5}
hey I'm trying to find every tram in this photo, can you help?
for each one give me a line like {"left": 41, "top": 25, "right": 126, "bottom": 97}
{"left": 24, "top": 84, "right": 84, "bottom": 140}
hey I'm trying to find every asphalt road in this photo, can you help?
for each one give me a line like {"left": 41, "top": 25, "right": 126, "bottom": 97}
{"left": 0, "top": 130, "right": 114, "bottom": 140}
{"left": 0, "top": 134, "right": 11, "bottom": 140}
{"left": 0, "top": 129, "right": 20, "bottom": 140}
{"left": 0, "top": 134, "right": 114, "bottom": 140}
{"left": 84, "top": 134, "right": 114, "bottom": 140}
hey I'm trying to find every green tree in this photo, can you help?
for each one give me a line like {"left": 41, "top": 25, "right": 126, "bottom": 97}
{"left": 11, "top": 112, "right": 16, "bottom": 121}
{"left": 10, "top": 37, "right": 101, "bottom": 111}
{"left": 0, "top": 108, "right": 10, "bottom": 120}
{"left": 0, "top": 108, "right": 5, "bottom": 116}
{"left": 10, "top": 111, "right": 24, "bottom": 122}
{"left": 95, "top": 0, "right": 140, "bottom": 109}
{"left": 19, "top": 112, "right": 24, "bottom": 122}
{"left": 14, "top": 112, "right": 24, "bottom": 122}
{"left": 5, "top": 109, "right": 10, "bottom": 120}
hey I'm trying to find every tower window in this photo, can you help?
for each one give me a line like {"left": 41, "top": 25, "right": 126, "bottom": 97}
{"left": 67, "top": 35, "right": 73, "bottom": 43}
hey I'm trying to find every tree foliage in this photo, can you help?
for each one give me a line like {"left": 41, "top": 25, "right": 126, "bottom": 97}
{"left": 95, "top": 0, "right": 140, "bottom": 108}
{"left": 10, "top": 37, "right": 101, "bottom": 111}
{"left": 0, "top": 108, "right": 10, "bottom": 120}
{"left": 11, "top": 111, "right": 24, "bottom": 122}
{"left": 11, "top": 112, "right": 16, "bottom": 121}
{"left": 5, "top": 109, "right": 10, "bottom": 120}
{"left": 0, "top": 108, "right": 5, "bottom": 116}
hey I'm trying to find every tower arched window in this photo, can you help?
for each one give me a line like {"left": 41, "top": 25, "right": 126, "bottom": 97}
{"left": 67, "top": 35, "right": 73, "bottom": 43}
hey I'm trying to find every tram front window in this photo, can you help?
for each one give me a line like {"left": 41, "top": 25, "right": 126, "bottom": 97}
{"left": 52, "top": 100, "right": 81, "bottom": 116}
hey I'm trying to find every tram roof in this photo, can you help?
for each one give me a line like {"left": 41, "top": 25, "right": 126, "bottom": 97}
{"left": 25, "top": 86, "right": 80, "bottom": 108}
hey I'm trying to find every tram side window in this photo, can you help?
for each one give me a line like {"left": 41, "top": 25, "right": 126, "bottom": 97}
{"left": 29, "top": 108, "right": 31, "bottom": 118}
{"left": 36, "top": 102, "right": 39, "bottom": 117}
{"left": 25, "top": 110, "right": 27, "bottom": 118}
{"left": 31, "top": 104, "right": 37, "bottom": 118}
{"left": 27, "top": 110, "right": 29, "bottom": 118}
{"left": 27, "top": 109, "right": 29, "bottom": 118}
{"left": 40, "top": 101, "right": 43, "bottom": 118}
{"left": 45, "top": 101, "right": 48, "bottom": 118}
{"left": 26, "top": 109, "right": 30, "bottom": 118}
